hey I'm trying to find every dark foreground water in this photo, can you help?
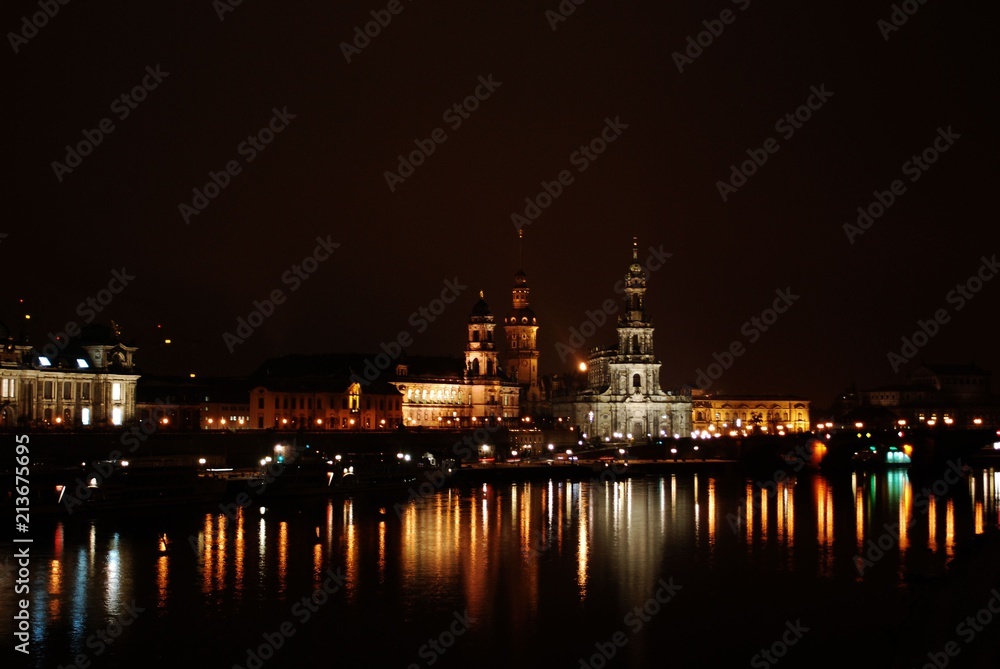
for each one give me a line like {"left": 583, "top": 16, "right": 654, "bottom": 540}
{"left": 4, "top": 468, "right": 1000, "bottom": 669}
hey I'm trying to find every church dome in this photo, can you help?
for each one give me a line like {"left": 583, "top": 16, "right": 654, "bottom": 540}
{"left": 470, "top": 292, "right": 492, "bottom": 318}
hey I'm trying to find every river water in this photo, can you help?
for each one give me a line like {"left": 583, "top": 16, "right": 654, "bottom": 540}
{"left": 4, "top": 468, "right": 1000, "bottom": 668}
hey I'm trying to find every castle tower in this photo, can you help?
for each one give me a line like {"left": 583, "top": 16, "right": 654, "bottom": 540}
{"left": 466, "top": 291, "right": 499, "bottom": 377}
{"left": 504, "top": 268, "right": 541, "bottom": 407}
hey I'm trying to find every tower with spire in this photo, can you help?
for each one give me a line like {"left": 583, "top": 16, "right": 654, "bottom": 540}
{"left": 551, "top": 237, "right": 691, "bottom": 440}
{"left": 503, "top": 231, "right": 542, "bottom": 411}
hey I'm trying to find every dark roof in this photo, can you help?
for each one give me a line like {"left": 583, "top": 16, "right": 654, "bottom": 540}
{"left": 915, "top": 363, "right": 990, "bottom": 377}
{"left": 505, "top": 307, "right": 536, "bottom": 323}
{"left": 251, "top": 376, "right": 401, "bottom": 395}
{"left": 865, "top": 384, "right": 920, "bottom": 393}
{"left": 137, "top": 375, "right": 250, "bottom": 404}
{"left": 470, "top": 297, "right": 492, "bottom": 317}
{"left": 397, "top": 355, "right": 465, "bottom": 379}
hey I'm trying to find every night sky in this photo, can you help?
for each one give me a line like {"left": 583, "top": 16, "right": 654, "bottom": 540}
{"left": 7, "top": 0, "right": 999, "bottom": 407}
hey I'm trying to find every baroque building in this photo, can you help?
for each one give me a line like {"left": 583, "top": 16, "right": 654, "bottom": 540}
{"left": 691, "top": 391, "right": 810, "bottom": 435}
{"left": 551, "top": 240, "right": 692, "bottom": 440}
{"left": 0, "top": 322, "right": 139, "bottom": 429}
{"left": 393, "top": 294, "right": 520, "bottom": 428}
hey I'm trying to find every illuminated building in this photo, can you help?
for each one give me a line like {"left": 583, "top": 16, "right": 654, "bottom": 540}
{"left": 690, "top": 391, "right": 810, "bottom": 434}
{"left": 502, "top": 268, "right": 543, "bottom": 415}
{"left": 393, "top": 294, "right": 521, "bottom": 427}
{"left": 550, "top": 240, "right": 692, "bottom": 440}
{"left": 0, "top": 322, "right": 138, "bottom": 428}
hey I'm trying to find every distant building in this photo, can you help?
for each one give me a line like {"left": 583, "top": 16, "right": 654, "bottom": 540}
{"left": 0, "top": 322, "right": 138, "bottom": 429}
{"left": 691, "top": 391, "right": 810, "bottom": 435}
{"left": 136, "top": 375, "right": 251, "bottom": 430}
{"left": 551, "top": 240, "right": 692, "bottom": 440}
{"left": 859, "top": 363, "right": 998, "bottom": 428}
{"left": 247, "top": 354, "right": 403, "bottom": 430}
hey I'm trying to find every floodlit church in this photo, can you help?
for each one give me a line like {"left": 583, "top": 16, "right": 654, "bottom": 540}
{"left": 551, "top": 241, "right": 692, "bottom": 440}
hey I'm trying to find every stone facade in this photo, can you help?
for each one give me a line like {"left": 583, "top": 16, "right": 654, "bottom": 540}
{"left": 0, "top": 323, "right": 139, "bottom": 429}
{"left": 551, "top": 241, "right": 692, "bottom": 441}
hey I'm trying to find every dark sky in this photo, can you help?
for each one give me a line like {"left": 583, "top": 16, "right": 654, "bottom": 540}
{"left": 7, "top": 0, "right": 999, "bottom": 407}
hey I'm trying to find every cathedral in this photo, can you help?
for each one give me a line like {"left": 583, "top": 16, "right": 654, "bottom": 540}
{"left": 550, "top": 241, "right": 692, "bottom": 440}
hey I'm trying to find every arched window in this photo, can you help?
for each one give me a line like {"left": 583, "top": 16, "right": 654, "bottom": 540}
{"left": 632, "top": 335, "right": 639, "bottom": 353}
{"left": 472, "top": 359, "right": 480, "bottom": 375}
{"left": 632, "top": 373, "right": 641, "bottom": 390}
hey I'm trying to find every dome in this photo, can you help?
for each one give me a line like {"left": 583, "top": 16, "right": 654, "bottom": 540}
{"left": 470, "top": 291, "right": 492, "bottom": 318}
{"left": 513, "top": 269, "right": 528, "bottom": 286}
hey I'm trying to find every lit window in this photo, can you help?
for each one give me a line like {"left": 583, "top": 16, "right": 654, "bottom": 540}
{"left": 112, "top": 407, "right": 123, "bottom": 426}
{"left": 38, "top": 356, "right": 51, "bottom": 366}
{"left": 81, "top": 408, "right": 91, "bottom": 426}
{"left": 77, "top": 358, "right": 89, "bottom": 369}
{"left": 112, "top": 383, "right": 122, "bottom": 401}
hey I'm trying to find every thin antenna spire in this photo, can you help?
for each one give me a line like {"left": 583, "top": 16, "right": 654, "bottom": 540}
{"left": 518, "top": 228, "right": 524, "bottom": 269}
{"left": 632, "top": 236, "right": 638, "bottom": 260}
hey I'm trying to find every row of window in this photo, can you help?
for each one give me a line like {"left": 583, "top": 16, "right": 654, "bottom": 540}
{"left": 12, "top": 380, "right": 118, "bottom": 401}
{"left": 42, "top": 406, "right": 122, "bottom": 426}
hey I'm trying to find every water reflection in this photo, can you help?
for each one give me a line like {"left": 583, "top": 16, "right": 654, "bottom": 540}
{"left": 12, "top": 468, "right": 1000, "bottom": 668}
